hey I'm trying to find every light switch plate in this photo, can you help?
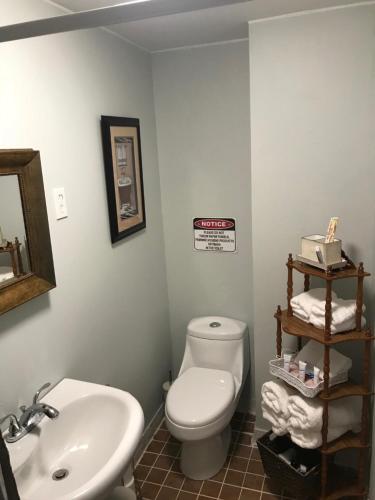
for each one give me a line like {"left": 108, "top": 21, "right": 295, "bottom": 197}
{"left": 53, "top": 187, "right": 68, "bottom": 220}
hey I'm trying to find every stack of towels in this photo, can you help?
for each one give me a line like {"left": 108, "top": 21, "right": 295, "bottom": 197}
{"left": 261, "top": 380, "right": 361, "bottom": 448}
{"left": 291, "top": 288, "right": 366, "bottom": 333}
{"left": 0, "top": 266, "right": 14, "bottom": 283}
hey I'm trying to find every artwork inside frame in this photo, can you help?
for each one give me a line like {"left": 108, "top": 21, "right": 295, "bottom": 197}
{"left": 100, "top": 115, "right": 146, "bottom": 243}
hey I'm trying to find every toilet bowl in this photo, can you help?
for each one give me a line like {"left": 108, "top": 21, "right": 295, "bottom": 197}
{"left": 165, "top": 316, "right": 249, "bottom": 480}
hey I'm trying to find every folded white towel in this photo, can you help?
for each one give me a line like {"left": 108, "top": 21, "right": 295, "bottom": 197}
{"left": 0, "top": 266, "right": 14, "bottom": 283}
{"left": 291, "top": 288, "right": 337, "bottom": 318}
{"left": 261, "top": 380, "right": 293, "bottom": 418}
{"left": 288, "top": 395, "right": 361, "bottom": 432}
{"left": 288, "top": 421, "right": 361, "bottom": 449}
{"left": 311, "top": 298, "right": 365, "bottom": 323}
{"left": 294, "top": 341, "right": 352, "bottom": 379}
{"left": 262, "top": 402, "right": 288, "bottom": 436}
{"left": 310, "top": 313, "right": 366, "bottom": 334}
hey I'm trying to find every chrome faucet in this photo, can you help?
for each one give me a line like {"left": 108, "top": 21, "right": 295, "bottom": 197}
{"left": 0, "top": 383, "right": 59, "bottom": 443}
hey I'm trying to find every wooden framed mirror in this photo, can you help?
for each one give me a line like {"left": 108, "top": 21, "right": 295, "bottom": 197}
{"left": 0, "top": 149, "right": 55, "bottom": 315}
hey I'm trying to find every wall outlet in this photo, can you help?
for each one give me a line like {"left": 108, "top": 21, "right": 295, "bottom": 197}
{"left": 53, "top": 187, "right": 68, "bottom": 220}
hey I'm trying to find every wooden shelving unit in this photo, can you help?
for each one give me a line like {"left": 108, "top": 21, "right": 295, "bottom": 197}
{"left": 0, "top": 237, "right": 24, "bottom": 279}
{"left": 274, "top": 254, "right": 373, "bottom": 499}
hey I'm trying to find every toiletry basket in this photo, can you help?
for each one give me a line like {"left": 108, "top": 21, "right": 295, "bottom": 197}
{"left": 257, "top": 431, "right": 320, "bottom": 499}
{"left": 268, "top": 358, "right": 348, "bottom": 398}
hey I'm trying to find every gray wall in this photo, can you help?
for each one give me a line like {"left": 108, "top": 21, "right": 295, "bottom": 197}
{"left": 152, "top": 41, "right": 254, "bottom": 411}
{"left": 249, "top": 3, "right": 375, "bottom": 484}
{"left": 0, "top": 0, "right": 171, "bottom": 426}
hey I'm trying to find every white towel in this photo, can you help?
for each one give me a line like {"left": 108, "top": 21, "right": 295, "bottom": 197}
{"left": 311, "top": 298, "right": 365, "bottom": 323}
{"left": 261, "top": 402, "right": 288, "bottom": 436}
{"left": 294, "top": 341, "right": 352, "bottom": 379}
{"left": 288, "top": 421, "right": 361, "bottom": 449}
{"left": 310, "top": 313, "right": 366, "bottom": 334}
{"left": 291, "top": 288, "right": 337, "bottom": 318}
{"left": 288, "top": 395, "right": 361, "bottom": 432}
{"left": 261, "top": 380, "right": 293, "bottom": 418}
{"left": 0, "top": 266, "right": 14, "bottom": 283}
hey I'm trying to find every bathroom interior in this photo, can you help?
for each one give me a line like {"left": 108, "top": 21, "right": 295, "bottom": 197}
{"left": 0, "top": 0, "right": 374, "bottom": 499}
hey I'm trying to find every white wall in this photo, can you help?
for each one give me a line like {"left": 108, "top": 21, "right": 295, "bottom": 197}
{"left": 152, "top": 41, "right": 254, "bottom": 410}
{"left": 0, "top": 0, "right": 171, "bottom": 425}
{"left": 249, "top": 2, "right": 375, "bottom": 476}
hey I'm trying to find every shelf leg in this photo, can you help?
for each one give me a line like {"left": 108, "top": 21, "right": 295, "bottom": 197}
{"left": 276, "top": 305, "right": 282, "bottom": 357}
{"left": 287, "top": 254, "right": 293, "bottom": 317}
{"left": 324, "top": 279, "right": 332, "bottom": 337}
{"left": 356, "top": 263, "right": 364, "bottom": 331}
{"left": 304, "top": 273, "right": 310, "bottom": 292}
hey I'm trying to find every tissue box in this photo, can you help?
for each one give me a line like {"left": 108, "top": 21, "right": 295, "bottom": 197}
{"left": 300, "top": 235, "right": 342, "bottom": 266}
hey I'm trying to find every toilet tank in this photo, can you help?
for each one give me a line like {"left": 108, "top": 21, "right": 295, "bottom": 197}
{"left": 179, "top": 317, "right": 249, "bottom": 390}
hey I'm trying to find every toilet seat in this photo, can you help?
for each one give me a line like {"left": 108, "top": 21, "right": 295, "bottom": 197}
{"left": 166, "top": 367, "right": 235, "bottom": 428}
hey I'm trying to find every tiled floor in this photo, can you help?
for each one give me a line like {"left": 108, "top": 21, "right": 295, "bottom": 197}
{"left": 135, "top": 412, "right": 295, "bottom": 500}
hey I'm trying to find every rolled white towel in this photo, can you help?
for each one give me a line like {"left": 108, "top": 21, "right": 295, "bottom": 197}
{"left": 291, "top": 288, "right": 337, "bottom": 318}
{"left": 294, "top": 341, "right": 352, "bottom": 379}
{"left": 310, "top": 314, "right": 366, "bottom": 334}
{"left": 288, "top": 395, "right": 361, "bottom": 432}
{"left": 261, "top": 380, "right": 293, "bottom": 418}
{"left": 311, "top": 298, "right": 365, "bottom": 323}
{"left": 288, "top": 422, "right": 360, "bottom": 449}
{"left": 262, "top": 402, "right": 288, "bottom": 436}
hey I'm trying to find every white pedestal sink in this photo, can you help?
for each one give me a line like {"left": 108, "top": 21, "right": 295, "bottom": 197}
{"left": 7, "top": 378, "right": 144, "bottom": 500}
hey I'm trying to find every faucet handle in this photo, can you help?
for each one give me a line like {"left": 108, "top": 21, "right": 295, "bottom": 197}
{"left": 0, "top": 413, "right": 21, "bottom": 437}
{"left": 33, "top": 382, "right": 51, "bottom": 404}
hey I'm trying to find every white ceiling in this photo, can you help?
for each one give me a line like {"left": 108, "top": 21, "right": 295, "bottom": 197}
{"left": 49, "top": 0, "right": 369, "bottom": 52}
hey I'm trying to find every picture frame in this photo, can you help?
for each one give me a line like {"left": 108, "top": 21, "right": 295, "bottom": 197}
{"left": 100, "top": 116, "right": 146, "bottom": 243}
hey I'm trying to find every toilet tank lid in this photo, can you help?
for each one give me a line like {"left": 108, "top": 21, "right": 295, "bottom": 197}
{"left": 187, "top": 316, "right": 247, "bottom": 340}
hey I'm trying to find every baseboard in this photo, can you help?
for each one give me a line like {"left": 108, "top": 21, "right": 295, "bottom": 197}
{"left": 134, "top": 403, "right": 165, "bottom": 463}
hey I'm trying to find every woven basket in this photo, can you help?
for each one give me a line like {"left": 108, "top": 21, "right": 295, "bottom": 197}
{"left": 269, "top": 358, "right": 348, "bottom": 398}
{"left": 257, "top": 431, "right": 321, "bottom": 499}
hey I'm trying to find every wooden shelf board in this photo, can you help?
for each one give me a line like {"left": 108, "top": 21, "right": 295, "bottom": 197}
{"left": 277, "top": 310, "right": 374, "bottom": 345}
{"left": 319, "top": 382, "right": 373, "bottom": 401}
{"left": 291, "top": 260, "right": 370, "bottom": 281}
{"left": 321, "top": 431, "right": 369, "bottom": 455}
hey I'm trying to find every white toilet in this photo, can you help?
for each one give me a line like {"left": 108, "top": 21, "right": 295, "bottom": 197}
{"left": 165, "top": 316, "right": 249, "bottom": 480}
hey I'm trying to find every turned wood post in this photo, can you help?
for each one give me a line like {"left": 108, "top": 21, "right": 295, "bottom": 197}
{"left": 304, "top": 273, "right": 310, "bottom": 292}
{"left": 324, "top": 273, "right": 332, "bottom": 338}
{"left": 287, "top": 254, "right": 293, "bottom": 316}
{"left": 320, "top": 454, "right": 329, "bottom": 498}
{"left": 356, "top": 262, "right": 364, "bottom": 331}
{"left": 9, "top": 245, "right": 19, "bottom": 278}
{"left": 276, "top": 305, "right": 282, "bottom": 357}
{"left": 15, "top": 237, "right": 24, "bottom": 276}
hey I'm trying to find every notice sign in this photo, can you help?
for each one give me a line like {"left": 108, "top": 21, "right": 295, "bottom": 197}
{"left": 193, "top": 218, "right": 236, "bottom": 252}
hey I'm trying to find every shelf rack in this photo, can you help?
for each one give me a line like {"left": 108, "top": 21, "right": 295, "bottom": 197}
{"left": 0, "top": 237, "right": 24, "bottom": 279}
{"left": 274, "top": 254, "right": 373, "bottom": 499}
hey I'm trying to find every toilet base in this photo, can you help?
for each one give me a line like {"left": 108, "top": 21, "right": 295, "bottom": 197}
{"left": 180, "top": 425, "right": 231, "bottom": 480}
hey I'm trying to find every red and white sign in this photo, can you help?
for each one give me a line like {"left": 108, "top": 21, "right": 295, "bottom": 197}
{"left": 193, "top": 218, "right": 236, "bottom": 252}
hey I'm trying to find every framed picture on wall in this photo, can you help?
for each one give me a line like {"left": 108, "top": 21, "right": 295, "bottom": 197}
{"left": 101, "top": 116, "right": 146, "bottom": 243}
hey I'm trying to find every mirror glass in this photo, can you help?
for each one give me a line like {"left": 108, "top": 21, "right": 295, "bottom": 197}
{"left": 0, "top": 174, "right": 30, "bottom": 286}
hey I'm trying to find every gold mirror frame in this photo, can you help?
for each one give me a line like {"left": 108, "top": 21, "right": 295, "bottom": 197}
{"left": 0, "top": 149, "right": 55, "bottom": 315}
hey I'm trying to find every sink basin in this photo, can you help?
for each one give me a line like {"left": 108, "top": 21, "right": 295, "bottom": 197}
{"left": 7, "top": 378, "right": 144, "bottom": 500}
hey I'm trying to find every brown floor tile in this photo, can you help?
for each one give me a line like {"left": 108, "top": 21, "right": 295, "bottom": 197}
{"left": 148, "top": 440, "right": 166, "bottom": 453}
{"left": 142, "top": 482, "right": 162, "bottom": 500}
{"left": 198, "top": 496, "right": 215, "bottom": 500}
{"left": 242, "top": 473, "right": 263, "bottom": 492}
{"left": 241, "top": 422, "right": 254, "bottom": 433}
{"left": 231, "top": 420, "right": 243, "bottom": 431}
{"left": 231, "top": 430, "right": 240, "bottom": 442}
{"left": 200, "top": 480, "right": 222, "bottom": 497}
{"left": 157, "top": 486, "right": 180, "bottom": 500}
{"left": 163, "top": 442, "right": 181, "bottom": 457}
{"left": 171, "top": 460, "right": 182, "bottom": 473}
{"left": 250, "top": 448, "right": 261, "bottom": 461}
{"left": 135, "top": 464, "right": 150, "bottom": 481}
{"left": 147, "top": 468, "right": 169, "bottom": 485}
{"left": 229, "top": 456, "right": 248, "bottom": 472}
{"left": 155, "top": 455, "right": 174, "bottom": 470}
{"left": 220, "top": 484, "right": 242, "bottom": 500}
{"left": 260, "top": 494, "right": 281, "bottom": 500}
{"left": 155, "top": 429, "right": 171, "bottom": 442}
{"left": 247, "top": 461, "right": 264, "bottom": 476}
{"left": 244, "top": 414, "right": 256, "bottom": 423}
{"left": 141, "top": 452, "right": 159, "bottom": 467}
{"left": 240, "top": 489, "right": 261, "bottom": 500}
{"left": 232, "top": 444, "right": 252, "bottom": 459}
{"left": 282, "top": 491, "right": 297, "bottom": 500}
{"left": 237, "top": 433, "right": 252, "bottom": 446}
{"left": 164, "top": 472, "right": 185, "bottom": 489}
{"left": 225, "top": 470, "right": 245, "bottom": 487}
{"left": 178, "top": 492, "right": 197, "bottom": 500}
{"left": 181, "top": 478, "right": 204, "bottom": 494}
{"left": 210, "top": 467, "right": 227, "bottom": 482}
{"left": 168, "top": 435, "right": 181, "bottom": 444}
{"left": 160, "top": 421, "right": 168, "bottom": 429}
{"left": 262, "top": 478, "right": 281, "bottom": 495}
